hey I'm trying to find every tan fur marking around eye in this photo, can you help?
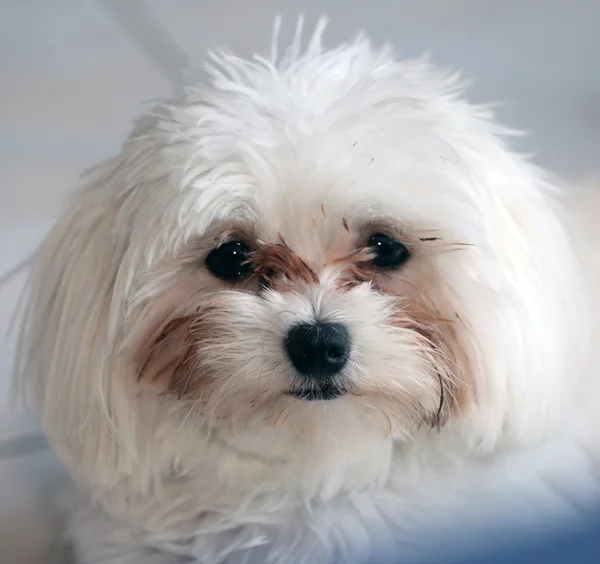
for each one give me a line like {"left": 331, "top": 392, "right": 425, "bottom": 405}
{"left": 328, "top": 247, "right": 378, "bottom": 290}
{"left": 251, "top": 241, "right": 319, "bottom": 288}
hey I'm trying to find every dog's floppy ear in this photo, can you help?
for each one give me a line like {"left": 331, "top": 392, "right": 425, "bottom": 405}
{"left": 13, "top": 158, "right": 144, "bottom": 489}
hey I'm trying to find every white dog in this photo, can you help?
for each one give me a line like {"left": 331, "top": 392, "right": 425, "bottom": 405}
{"left": 13, "top": 20, "right": 600, "bottom": 564}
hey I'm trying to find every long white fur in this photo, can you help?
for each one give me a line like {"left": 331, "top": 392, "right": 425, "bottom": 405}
{"left": 13, "top": 18, "right": 600, "bottom": 564}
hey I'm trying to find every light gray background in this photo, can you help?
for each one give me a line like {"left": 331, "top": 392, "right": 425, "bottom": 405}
{"left": 1, "top": 1, "right": 599, "bottom": 562}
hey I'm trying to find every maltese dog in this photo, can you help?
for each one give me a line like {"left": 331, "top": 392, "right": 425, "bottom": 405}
{"left": 12, "top": 18, "right": 600, "bottom": 564}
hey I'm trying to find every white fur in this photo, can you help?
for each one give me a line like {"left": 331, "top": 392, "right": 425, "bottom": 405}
{"left": 13, "top": 19, "right": 600, "bottom": 564}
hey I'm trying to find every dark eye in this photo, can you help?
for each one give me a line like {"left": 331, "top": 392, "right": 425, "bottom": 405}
{"left": 368, "top": 233, "right": 410, "bottom": 269}
{"left": 205, "top": 241, "right": 252, "bottom": 281}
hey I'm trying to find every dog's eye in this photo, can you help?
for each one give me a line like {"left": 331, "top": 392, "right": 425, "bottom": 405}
{"left": 205, "top": 241, "right": 252, "bottom": 281}
{"left": 368, "top": 233, "right": 410, "bottom": 269}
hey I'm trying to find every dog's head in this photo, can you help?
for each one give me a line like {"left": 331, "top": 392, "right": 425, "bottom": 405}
{"left": 14, "top": 25, "right": 586, "bottom": 493}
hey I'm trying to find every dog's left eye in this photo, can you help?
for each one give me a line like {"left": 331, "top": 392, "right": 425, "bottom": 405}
{"left": 368, "top": 233, "right": 411, "bottom": 269}
{"left": 205, "top": 241, "right": 253, "bottom": 281}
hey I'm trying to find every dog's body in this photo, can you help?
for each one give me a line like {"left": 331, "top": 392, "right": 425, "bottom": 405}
{"left": 13, "top": 22, "right": 600, "bottom": 563}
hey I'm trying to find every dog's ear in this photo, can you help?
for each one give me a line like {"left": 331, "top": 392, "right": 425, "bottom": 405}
{"left": 447, "top": 137, "right": 587, "bottom": 449}
{"left": 13, "top": 159, "right": 145, "bottom": 489}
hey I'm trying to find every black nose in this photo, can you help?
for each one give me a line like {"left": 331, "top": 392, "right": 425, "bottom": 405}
{"left": 285, "top": 322, "right": 350, "bottom": 378}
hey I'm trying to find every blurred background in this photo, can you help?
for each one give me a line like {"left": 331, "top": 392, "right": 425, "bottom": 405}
{"left": 0, "top": 1, "right": 599, "bottom": 562}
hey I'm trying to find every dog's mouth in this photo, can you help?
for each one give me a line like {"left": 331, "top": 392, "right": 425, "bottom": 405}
{"left": 286, "top": 383, "right": 345, "bottom": 401}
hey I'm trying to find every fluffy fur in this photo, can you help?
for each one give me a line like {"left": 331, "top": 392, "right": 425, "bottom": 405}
{"left": 13, "top": 19, "right": 600, "bottom": 564}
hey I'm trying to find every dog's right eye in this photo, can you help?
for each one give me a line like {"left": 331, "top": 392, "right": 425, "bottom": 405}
{"left": 205, "top": 241, "right": 253, "bottom": 281}
{"left": 367, "top": 233, "right": 411, "bottom": 269}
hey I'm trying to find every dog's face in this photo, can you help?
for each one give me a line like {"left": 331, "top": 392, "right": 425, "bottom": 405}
{"left": 16, "top": 28, "right": 585, "bottom": 490}
{"left": 129, "top": 153, "right": 472, "bottom": 438}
